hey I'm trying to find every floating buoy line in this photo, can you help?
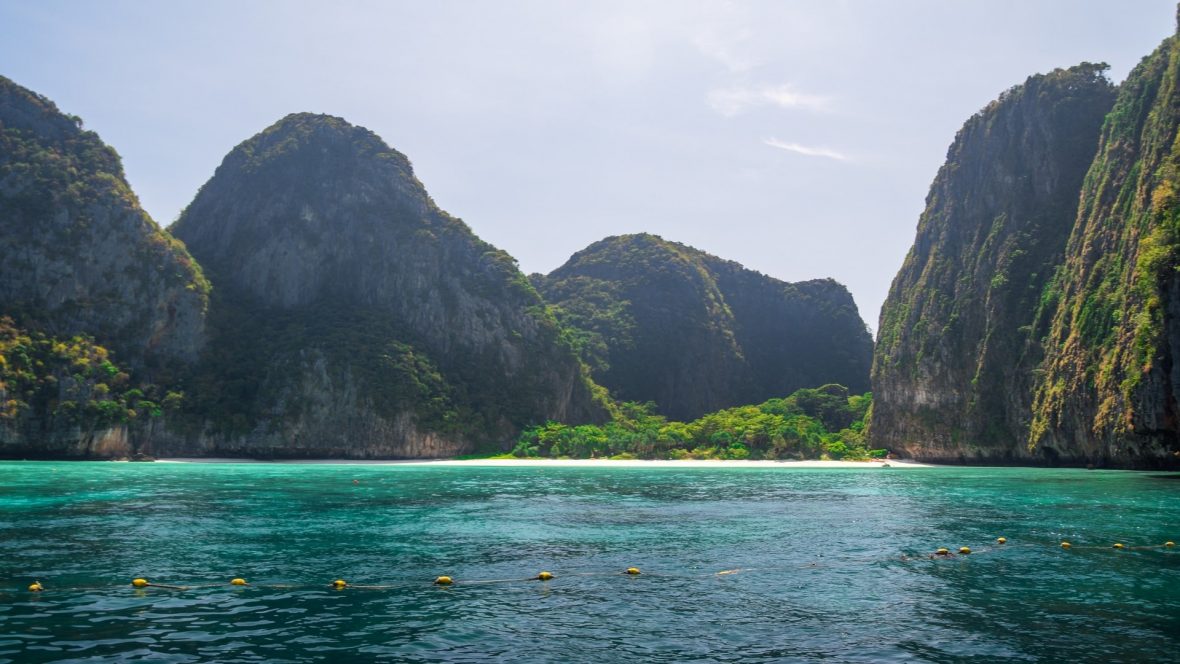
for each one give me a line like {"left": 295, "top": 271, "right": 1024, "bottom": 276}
{"left": 9, "top": 539, "right": 1175, "bottom": 595}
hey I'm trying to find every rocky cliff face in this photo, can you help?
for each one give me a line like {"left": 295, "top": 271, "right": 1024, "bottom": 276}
{"left": 871, "top": 65, "right": 1116, "bottom": 463}
{"left": 0, "top": 76, "right": 208, "bottom": 458}
{"left": 0, "top": 76, "right": 208, "bottom": 366}
{"left": 703, "top": 257, "right": 873, "bottom": 407}
{"left": 534, "top": 234, "right": 872, "bottom": 420}
{"left": 168, "top": 113, "right": 605, "bottom": 458}
{"left": 1029, "top": 29, "right": 1180, "bottom": 466}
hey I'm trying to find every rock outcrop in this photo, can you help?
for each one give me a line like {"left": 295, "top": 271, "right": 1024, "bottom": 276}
{"left": 168, "top": 113, "right": 605, "bottom": 458}
{"left": 534, "top": 234, "right": 872, "bottom": 420}
{"left": 0, "top": 75, "right": 208, "bottom": 366}
{"left": 1029, "top": 28, "right": 1180, "bottom": 466}
{"left": 871, "top": 65, "right": 1116, "bottom": 463}
{"left": 0, "top": 76, "right": 208, "bottom": 458}
{"left": 873, "top": 11, "right": 1180, "bottom": 469}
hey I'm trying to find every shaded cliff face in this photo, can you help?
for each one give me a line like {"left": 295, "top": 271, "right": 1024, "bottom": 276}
{"left": 0, "top": 76, "right": 208, "bottom": 458}
{"left": 533, "top": 233, "right": 872, "bottom": 420}
{"left": 169, "top": 114, "right": 604, "bottom": 458}
{"left": 871, "top": 65, "right": 1116, "bottom": 463}
{"left": 0, "top": 75, "right": 208, "bottom": 366}
{"left": 1030, "top": 32, "right": 1180, "bottom": 466}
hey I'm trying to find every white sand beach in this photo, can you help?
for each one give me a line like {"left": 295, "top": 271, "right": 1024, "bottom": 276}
{"left": 157, "top": 457, "right": 934, "bottom": 468}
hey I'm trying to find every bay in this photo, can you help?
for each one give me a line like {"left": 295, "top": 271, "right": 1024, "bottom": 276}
{"left": 1, "top": 462, "right": 1178, "bottom": 662}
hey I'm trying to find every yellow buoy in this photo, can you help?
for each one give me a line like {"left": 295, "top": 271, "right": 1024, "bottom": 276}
{"left": 1166, "top": 541, "right": 1175, "bottom": 548}
{"left": 536, "top": 571, "right": 554, "bottom": 581}
{"left": 625, "top": 567, "right": 641, "bottom": 575}
{"left": 935, "top": 548, "right": 950, "bottom": 556}
{"left": 996, "top": 537, "right": 1007, "bottom": 544}
{"left": 230, "top": 578, "right": 247, "bottom": 586}
{"left": 1113, "top": 543, "right": 1125, "bottom": 549}
{"left": 959, "top": 547, "right": 971, "bottom": 555}
{"left": 434, "top": 576, "right": 453, "bottom": 586}
{"left": 28, "top": 581, "right": 43, "bottom": 592}
{"left": 331, "top": 579, "right": 348, "bottom": 590}
{"left": 1061, "top": 542, "right": 1071, "bottom": 549}
{"left": 131, "top": 578, "right": 149, "bottom": 588}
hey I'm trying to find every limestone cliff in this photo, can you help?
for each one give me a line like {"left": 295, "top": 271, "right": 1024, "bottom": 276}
{"left": 0, "top": 76, "right": 208, "bottom": 458}
{"left": 533, "top": 234, "right": 872, "bottom": 420}
{"left": 0, "top": 75, "right": 208, "bottom": 366}
{"left": 1030, "top": 27, "right": 1180, "bottom": 466}
{"left": 871, "top": 65, "right": 1116, "bottom": 463}
{"left": 168, "top": 113, "right": 605, "bottom": 458}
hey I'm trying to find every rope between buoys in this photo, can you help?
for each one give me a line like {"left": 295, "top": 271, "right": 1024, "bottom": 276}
{"left": 11, "top": 539, "right": 1174, "bottom": 595}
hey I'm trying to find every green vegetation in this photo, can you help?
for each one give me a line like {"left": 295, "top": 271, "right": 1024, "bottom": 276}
{"left": 535, "top": 233, "right": 872, "bottom": 421}
{"left": 1030, "top": 35, "right": 1180, "bottom": 450}
{"left": 512, "top": 384, "right": 882, "bottom": 461}
{"left": 0, "top": 317, "right": 170, "bottom": 433}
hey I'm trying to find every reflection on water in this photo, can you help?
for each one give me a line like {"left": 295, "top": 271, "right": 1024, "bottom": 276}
{"left": 1, "top": 462, "right": 1178, "bottom": 662}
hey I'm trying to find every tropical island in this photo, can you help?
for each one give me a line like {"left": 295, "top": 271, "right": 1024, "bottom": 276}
{"left": 3, "top": 7, "right": 1180, "bottom": 469}
{"left": 5, "top": 6, "right": 1180, "bottom": 663}
{"left": 0, "top": 77, "right": 879, "bottom": 464}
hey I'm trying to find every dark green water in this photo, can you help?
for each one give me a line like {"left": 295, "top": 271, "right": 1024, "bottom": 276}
{"left": 1, "top": 462, "right": 1178, "bottom": 662}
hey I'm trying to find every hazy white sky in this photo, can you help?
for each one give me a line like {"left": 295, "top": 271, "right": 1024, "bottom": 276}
{"left": 2, "top": 1, "right": 1176, "bottom": 331}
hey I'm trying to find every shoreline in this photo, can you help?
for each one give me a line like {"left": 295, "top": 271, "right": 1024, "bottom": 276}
{"left": 154, "top": 457, "right": 936, "bottom": 469}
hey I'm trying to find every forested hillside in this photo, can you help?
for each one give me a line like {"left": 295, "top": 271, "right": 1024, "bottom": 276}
{"left": 535, "top": 233, "right": 872, "bottom": 420}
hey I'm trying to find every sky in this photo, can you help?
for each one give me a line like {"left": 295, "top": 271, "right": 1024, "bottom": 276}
{"left": 2, "top": 1, "right": 1176, "bottom": 332}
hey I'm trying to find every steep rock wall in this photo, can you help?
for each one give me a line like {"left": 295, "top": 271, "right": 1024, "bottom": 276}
{"left": 0, "top": 75, "right": 208, "bottom": 367}
{"left": 169, "top": 114, "right": 605, "bottom": 458}
{"left": 1031, "top": 30, "right": 1180, "bottom": 467}
{"left": 535, "top": 233, "right": 872, "bottom": 420}
{"left": 871, "top": 65, "right": 1116, "bottom": 463}
{"left": 0, "top": 76, "right": 208, "bottom": 457}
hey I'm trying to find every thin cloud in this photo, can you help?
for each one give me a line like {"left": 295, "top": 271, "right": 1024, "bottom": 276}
{"left": 764, "top": 138, "right": 850, "bottom": 162}
{"left": 708, "top": 84, "right": 830, "bottom": 116}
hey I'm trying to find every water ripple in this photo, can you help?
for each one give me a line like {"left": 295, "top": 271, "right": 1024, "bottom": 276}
{"left": 1, "top": 463, "right": 1178, "bottom": 661}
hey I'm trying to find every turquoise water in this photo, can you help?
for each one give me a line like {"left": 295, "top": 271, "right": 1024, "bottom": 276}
{"left": 1, "top": 462, "right": 1178, "bottom": 662}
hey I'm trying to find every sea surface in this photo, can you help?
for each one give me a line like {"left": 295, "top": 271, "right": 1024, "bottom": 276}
{"left": 1, "top": 462, "right": 1178, "bottom": 663}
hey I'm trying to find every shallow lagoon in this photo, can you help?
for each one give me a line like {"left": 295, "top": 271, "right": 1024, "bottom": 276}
{"left": 1, "top": 462, "right": 1178, "bottom": 662}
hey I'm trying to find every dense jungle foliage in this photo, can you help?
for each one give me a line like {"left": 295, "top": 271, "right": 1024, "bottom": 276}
{"left": 0, "top": 317, "right": 175, "bottom": 433}
{"left": 512, "top": 384, "right": 881, "bottom": 461}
